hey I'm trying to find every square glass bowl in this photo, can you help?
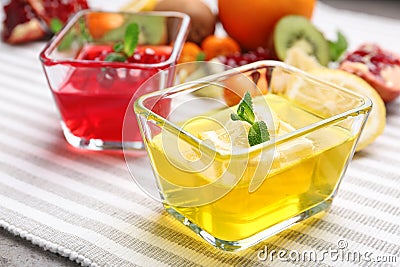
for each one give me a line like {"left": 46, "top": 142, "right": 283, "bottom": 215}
{"left": 132, "top": 61, "right": 372, "bottom": 251}
{"left": 40, "top": 10, "right": 189, "bottom": 151}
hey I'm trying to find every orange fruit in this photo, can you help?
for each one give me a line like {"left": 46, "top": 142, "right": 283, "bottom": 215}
{"left": 218, "top": 0, "right": 316, "bottom": 50}
{"left": 201, "top": 35, "right": 241, "bottom": 60}
{"left": 223, "top": 68, "right": 269, "bottom": 106}
{"left": 178, "top": 42, "right": 203, "bottom": 63}
{"left": 86, "top": 12, "right": 124, "bottom": 39}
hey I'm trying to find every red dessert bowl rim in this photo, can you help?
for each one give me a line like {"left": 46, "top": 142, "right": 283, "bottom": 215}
{"left": 39, "top": 10, "right": 190, "bottom": 69}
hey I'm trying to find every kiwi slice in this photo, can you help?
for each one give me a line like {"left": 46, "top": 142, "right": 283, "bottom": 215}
{"left": 274, "top": 15, "right": 330, "bottom": 66}
{"left": 102, "top": 16, "right": 167, "bottom": 45}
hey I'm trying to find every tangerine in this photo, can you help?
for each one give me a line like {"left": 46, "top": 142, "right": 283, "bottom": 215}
{"left": 218, "top": 0, "right": 316, "bottom": 50}
{"left": 223, "top": 68, "right": 268, "bottom": 106}
{"left": 86, "top": 12, "right": 124, "bottom": 39}
{"left": 201, "top": 35, "right": 241, "bottom": 60}
{"left": 178, "top": 42, "right": 203, "bottom": 63}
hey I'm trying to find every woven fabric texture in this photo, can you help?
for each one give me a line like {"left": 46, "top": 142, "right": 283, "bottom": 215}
{"left": 0, "top": 2, "right": 399, "bottom": 267}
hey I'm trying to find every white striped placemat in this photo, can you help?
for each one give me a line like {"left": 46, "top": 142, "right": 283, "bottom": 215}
{"left": 0, "top": 2, "right": 399, "bottom": 266}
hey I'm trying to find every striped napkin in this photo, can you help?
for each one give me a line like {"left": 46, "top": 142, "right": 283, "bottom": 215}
{"left": 0, "top": 2, "right": 399, "bottom": 266}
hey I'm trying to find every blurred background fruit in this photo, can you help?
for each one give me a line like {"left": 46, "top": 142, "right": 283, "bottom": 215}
{"left": 217, "top": 47, "right": 271, "bottom": 68}
{"left": 178, "top": 42, "right": 203, "bottom": 63}
{"left": 201, "top": 35, "right": 240, "bottom": 60}
{"left": 284, "top": 46, "right": 322, "bottom": 71}
{"left": 273, "top": 15, "right": 330, "bottom": 66}
{"left": 2, "top": 0, "right": 89, "bottom": 44}
{"left": 120, "top": 0, "right": 158, "bottom": 12}
{"left": 223, "top": 68, "right": 269, "bottom": 106}
{"left": 340, "top": 43, "right": 400, "bottom": 102}
{"left": 86, "top": 13, "right": 124, "bottom": 39}
{"left": 218, "top": 0, "right": 316, "bottom": 51}
{"left": 2, "top": 0, "right": 47, "bottom": 44}
{"left": 154, "top": 0, "right": 216, "bottom": 45}
{"left": 307, "top": 69, "right": 386, "bottom": 151}
{"left": 27, "top": 0, "right": 89, "bottom": 25}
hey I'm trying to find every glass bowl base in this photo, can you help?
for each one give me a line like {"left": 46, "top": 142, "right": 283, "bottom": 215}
{"left": 61, "top": 122, "right": 146, "bottom": 152}
{"left": 164, "top": 198, "right": 333, "bottom": 252}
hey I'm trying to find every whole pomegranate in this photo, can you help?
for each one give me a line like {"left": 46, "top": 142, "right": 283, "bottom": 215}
{"left": 218, "top": 0, "right": 316, "bottom": 51}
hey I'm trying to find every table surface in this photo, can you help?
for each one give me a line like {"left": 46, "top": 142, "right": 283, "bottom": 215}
{"left": 1, "top": 1, "right": 399, "bottom": 266}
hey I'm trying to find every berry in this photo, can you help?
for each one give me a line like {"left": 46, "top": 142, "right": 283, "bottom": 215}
{"left": 218, "top": 47, "right": 272, "bottom": 68}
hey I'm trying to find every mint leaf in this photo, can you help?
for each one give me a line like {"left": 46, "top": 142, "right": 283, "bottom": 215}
{"left": 196, "top": 51, "right": 206, "bottom": 61}
{"left": 78, "top": 17, "right": 92, "bottom": 42}
{"left": 329, "top": 31, "right": 348, "bottom": 62}
{"left": 102, "top": 23, "right": 140, "bottom": 63}
{"left": 124, "top": 23, "right": 139, "bottom": 57}
{"left": 230, "top": 91, "right": 270, "bottom": 147}
{"left": 104, "top": 52, "right": 127, "bottom": 62}
{"left": 243, "top": 90, "right": 253, "bottom": 108}
{"left": 57, "top": 31, "right": 74, "bottom": 51}
{"left": 231, "top": 113, "right": 241, "bottom": 121}
{"left": 113, "top": 42, "right": 124, "bottom": 53}
{"left": 248, "top": 121, "right": 270, "bottom": 146}
{"left": 237, "top": 92, "right": 255, "bottom": 125}
{"left": 50, "top": 18, "right": 63, "bottom": 33}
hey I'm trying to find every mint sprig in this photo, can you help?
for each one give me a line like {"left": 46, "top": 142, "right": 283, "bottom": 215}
{"left": 248, "top": 121, "right": 269, "bottom": 147}
{"left": 50, "top": 18, "right": 63, "bottom": 33}
{"left": 329, "top": 31, "right": 348, "bottom": 62}
{"left": 124, "top": 22, "right": 139, "bottom": 57}
{"left": 105, "top": 22, "right": 140, "bottom": 62}
{"left": 231, "top": 92, "right": 270, "bottom": 147}
{"left": 104, "top": 52, "right": 127, "bottom": 62}
{"left": 113, "top": 42, "right": 124, "bottom": 53}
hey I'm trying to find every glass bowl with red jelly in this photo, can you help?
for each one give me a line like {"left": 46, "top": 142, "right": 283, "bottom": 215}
{"left": 40, "top": 10, "right": 190, "bottom": 151}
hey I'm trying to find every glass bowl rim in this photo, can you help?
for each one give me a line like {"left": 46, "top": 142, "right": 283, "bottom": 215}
{"left": 39, "top": 9, "right": 191, "bottom": 69}
{"left": 135, "top": 60, "right": 373, "bottom": 158}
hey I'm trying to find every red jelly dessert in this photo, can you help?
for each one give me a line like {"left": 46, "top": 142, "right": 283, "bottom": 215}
{"left": 52, "top": 44, "right": 173, "bottom": 144}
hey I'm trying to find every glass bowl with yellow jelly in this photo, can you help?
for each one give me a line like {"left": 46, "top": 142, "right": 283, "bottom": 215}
{"left": 133, "top": 61, "right": 372, "bottom": 251}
